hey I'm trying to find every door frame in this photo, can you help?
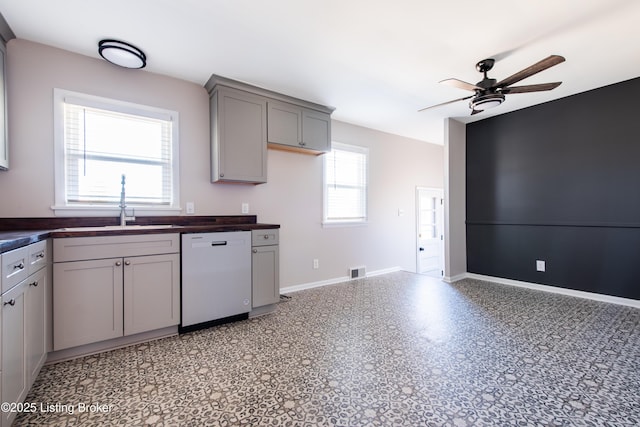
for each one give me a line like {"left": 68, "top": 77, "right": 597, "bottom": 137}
{"left": 415, "top": 186, "right": 444, "bottom": 277}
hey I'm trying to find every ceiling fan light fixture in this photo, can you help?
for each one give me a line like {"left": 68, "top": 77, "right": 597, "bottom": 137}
{"left": 98, "top": 39, "right": 146, "bottom": 69}
{"left": 470, "top": 92, "right": 505, "bottom": 112}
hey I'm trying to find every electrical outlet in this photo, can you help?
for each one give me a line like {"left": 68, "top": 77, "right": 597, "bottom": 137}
{"left": 186, "top": 202, "right": 195, "bottom": 215}
{"left": 536, "top": 260, "right": 546, "bottom": 272}
{"left": 242, "top": 203, "right": 249, "bottom": 214}
{"left": 313, "top": 259, "right": 319, "bottom": 269}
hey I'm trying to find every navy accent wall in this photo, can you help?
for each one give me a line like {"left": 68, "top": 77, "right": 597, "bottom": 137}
{"left": 466, "top": 77, "right": 640, "bottom": 300}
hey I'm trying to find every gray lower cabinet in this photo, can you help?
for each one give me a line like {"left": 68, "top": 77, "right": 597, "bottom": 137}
{"left": 123, "top": 253, "right": 180, "bottom": 336}
{"left": 1, "top": 240, "right": 48, "bottom": 427}
{"left": 25, "top": 268, "right": 47, "bottom": 385}
{"left": 52, "top": 234, "right": 180, "bottom": 351}
{"left": 210, "top": 86, "right": 267, "bottom": 184}
{"left": 251, "top": 229, "right": 280, "bottom": 308}
{"left": 1, "top": 280, "right": 27, "bottom": 427}
{"left": 267, "top": 100, "right": 331, "bottom": 154}
{"left": 53, "top": 258, "right": 124, "bottom": 350}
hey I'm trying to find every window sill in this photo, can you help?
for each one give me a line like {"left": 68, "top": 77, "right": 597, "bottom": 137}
{"left": 51, "top": 205, "right": 182, "bottom": 217}
{"left": 322, "top": 220, "right": 368, "bottom": 228}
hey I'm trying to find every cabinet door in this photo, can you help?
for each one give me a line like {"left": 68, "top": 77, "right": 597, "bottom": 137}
{"left": 212, "top": 86, "right": 267, "bottom": 183}
{"left": 267, "top": 101, "right": 302, "bottom": 147}
{"left": 53, "top": 259, "right": 123, "bottom": 351}
{"left": 252, "top": 245, "right": 280, "bottom": 308}
{"left": 25, "top": 268, "right": 46, "bottom": 387}
{"left": 1, "top": 280, "right": 28, "bottom": 427}
{"left": 123, "top": 254, "right": 180, "bottom": 336}
{"left": 302, "top": 109, "right": 331, "bottom": 153}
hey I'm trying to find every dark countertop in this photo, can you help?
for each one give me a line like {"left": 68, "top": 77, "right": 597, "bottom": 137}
{"left": 0, "top": 216, "right": 280, "bottom": 254}
{"left": 0, "top": 230, "right": 51, "bottom": 253}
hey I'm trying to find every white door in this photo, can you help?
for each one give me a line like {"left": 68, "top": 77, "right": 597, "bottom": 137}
{"left": 416, "top": 188, "right": 444, "bottom": 278}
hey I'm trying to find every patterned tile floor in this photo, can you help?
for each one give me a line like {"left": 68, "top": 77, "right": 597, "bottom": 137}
{"left": 13, "top": 272, "right": 640, "bottom": 426}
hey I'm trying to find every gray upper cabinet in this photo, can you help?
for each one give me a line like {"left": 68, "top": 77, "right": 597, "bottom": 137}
{"left": 0, "top": 15, "right": 16, "bottom": 171}
{"left": 210, "top": 86, "right": 268, "bottom": 184}
{"left": 206, "top": 74, "right": 334, "bottom": 183}
{"left": 0, "top": 41, "right": 8, "bottom": 170}
{"left": 267, "top": 101, "right": 331, "bottom": 154}
{"left": 301, "top": 108, "right": 331, "bottom": 152}
{"left": 267, "top": 101, "right": 301, "bottom": 147}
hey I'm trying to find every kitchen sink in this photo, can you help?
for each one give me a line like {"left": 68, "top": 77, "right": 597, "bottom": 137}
{"left": 57, "top": 224, "right": 175, "bottom": 231}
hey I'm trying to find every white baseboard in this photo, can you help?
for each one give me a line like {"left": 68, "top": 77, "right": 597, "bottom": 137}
{"left": 280, "top": 266, "right": 402, "bottom": 294}
{"left": 465, "top": 273, "right": 640, "bottom": 309}
{"left": 443, "top": 273, "right": 466, "bottom": 284}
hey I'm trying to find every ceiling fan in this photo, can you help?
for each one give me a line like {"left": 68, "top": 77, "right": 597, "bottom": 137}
{"left": 419, "top": 55, "right": 565, "bottom": 115}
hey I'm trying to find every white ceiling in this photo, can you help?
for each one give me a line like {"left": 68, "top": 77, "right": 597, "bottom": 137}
{"left": 1, "top": 0, "right": 639, "bottom": 144}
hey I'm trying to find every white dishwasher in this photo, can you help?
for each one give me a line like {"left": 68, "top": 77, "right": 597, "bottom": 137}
{"left": 181, "top": 231, "right": 251, "bottom": 329}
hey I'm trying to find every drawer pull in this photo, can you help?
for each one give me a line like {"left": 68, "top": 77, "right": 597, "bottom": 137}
{"left": 29, "top": 280, "right": 39, "bottom": 287}
{"left": 263, "top": 235, "right": 270, "bottom": 239}
{"left": 4, "top": 299, "right": 15, "bottom": 306}
{"left": 211, "top": 241, "right": 227, "bottom": 246}
{"left": 14, "top": 262, "right": 25, "bottom": 270}
{"left": 36, "top": 252, "right": 45, "bottom": 259}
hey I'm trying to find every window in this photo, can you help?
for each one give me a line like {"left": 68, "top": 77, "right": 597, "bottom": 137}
{"left": 53, "top": 89, "right": 179, "bottom": 215}
{"left": 323, "top": 142, "right": 368, "bottom": 225}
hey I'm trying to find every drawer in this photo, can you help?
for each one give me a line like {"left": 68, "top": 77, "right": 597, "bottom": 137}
{"left": 28, "top": 240, "right": 48, "bottom": 275}
{"left": 251, "top": 229, "right": 279, "bottom": 246}
{"left": 2, "top": 246, "right": 29, "bottom": 294}
{"left": 53, "top": 233, "right": 180, "bottom": 262}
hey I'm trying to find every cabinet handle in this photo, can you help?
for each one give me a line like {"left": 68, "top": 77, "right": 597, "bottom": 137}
{"left": 36, "top": 252, "right": 45, "bottom": 259}
{"left": 299, "top": 141, "right": 306, "bottom": 147}
{"left": 252, "top": 249, "right": 258, "bottom": 253}
{"left": 29, "top": 280, "right": 39, "bottom": 287}
{"left": 263, "top": 234, "right": 270, "bottom": 239}
{"left": 13, "top": 262, "right": 24, "bottom": 270}
{"left": 115, "top": 261, "right": 122, "bottom": 266}
{"left": 3, "top": 299, "right": 15, "bottom": 306}
{"left": 220, "top": 173, "right": 225, "bottom": 178}
{"left": 124, "top": 260, "right": 131, "bottom": 266}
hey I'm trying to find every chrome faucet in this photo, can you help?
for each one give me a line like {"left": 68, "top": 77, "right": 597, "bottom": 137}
{"left": 119, "top": 174, "right": 135, "bottom": 226}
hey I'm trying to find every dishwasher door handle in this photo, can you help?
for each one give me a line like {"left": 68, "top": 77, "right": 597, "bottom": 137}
{"left": 211, "top": 241, "right": 228, "bottom": 246}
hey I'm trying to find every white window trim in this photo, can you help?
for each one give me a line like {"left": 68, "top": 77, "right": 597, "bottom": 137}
{"left": 52, "top": 89, "right": 181, "bottom": 217}
{"left": 322, "top": 141, "right": 369, "bottom": 227}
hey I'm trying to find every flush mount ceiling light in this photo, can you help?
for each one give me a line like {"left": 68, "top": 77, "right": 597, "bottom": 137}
{"left": 98, "top": 39, "right": 146, "bottom": 69}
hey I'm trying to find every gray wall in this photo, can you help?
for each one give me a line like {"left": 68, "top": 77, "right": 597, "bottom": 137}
{"left": 443, "top": 118, "right": 466, "bottom": 282}
{"left": 466, "top": 77, "right": 640, "bottom": 300}
{"left": 0, "top": 39, "right": 444, "bottom": 288}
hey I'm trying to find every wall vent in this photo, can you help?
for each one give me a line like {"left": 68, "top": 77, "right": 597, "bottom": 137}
{"left": 349, "top": 266, "right": 366, "bottom": 279}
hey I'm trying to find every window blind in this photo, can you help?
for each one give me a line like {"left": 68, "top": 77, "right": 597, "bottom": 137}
{"left": 324, "top": 143, "right": 368, "bottom": 222}
{"left": 63, "top": 103, "right": 173, "bottom": 206}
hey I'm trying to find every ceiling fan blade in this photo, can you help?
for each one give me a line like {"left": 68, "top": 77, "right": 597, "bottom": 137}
{"left": 440, "top": 78, "right": 481, "bottom": 92}
{"left": 501, "top": 82, "right": 562, "bottom": 94}
{"left": 418, "top": 95, "right": 474, "bottom": 112}
{"left": 495, "top": 55, "right": 565, "bottom": 88}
